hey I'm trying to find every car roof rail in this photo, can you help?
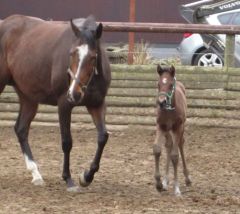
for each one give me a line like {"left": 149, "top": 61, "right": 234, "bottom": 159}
{"left": 180, "top": 0, "right": 240, "bottom": 23}
{"left": 196, "top": 0, "right": 240, "bottom": 18}
{"left": 180, "top": 0, "right": 216, "bottom": 23}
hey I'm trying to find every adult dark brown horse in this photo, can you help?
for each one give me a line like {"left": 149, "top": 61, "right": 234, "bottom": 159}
{"left": 153, "top": 65, "right": 191, "bottom": 196}
{"left": 0, "top": 15, "right": 111, "bottom": 191}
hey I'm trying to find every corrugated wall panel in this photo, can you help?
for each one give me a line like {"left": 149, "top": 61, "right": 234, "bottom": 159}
{"left": 0, "top": 0, "right": 193, "bottom": 44}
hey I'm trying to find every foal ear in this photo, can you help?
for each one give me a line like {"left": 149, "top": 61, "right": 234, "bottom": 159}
{"left": 157, "top": 64, "right": 164, "bottom": 76}
{"left": 96, "top": 23, "right": 103, "bottom": 39}
{"left": 170, "top": 65, "right": 175, "bottom": 77}
{"left": 70, "top": 19, "right": 81, "bottom": 37}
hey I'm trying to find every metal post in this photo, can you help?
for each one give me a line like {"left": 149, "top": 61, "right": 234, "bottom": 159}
{"left": 128, "top": 0, "right": 135, "bottom": 65}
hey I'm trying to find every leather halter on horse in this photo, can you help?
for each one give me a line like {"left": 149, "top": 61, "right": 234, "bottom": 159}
{"left": 67, "top": 54, "right": 98, "bottom": 93}
{"left": 158, "top": 77, "right": 176, "bottom": 111}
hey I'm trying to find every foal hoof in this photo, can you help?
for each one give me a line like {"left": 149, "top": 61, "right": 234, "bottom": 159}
{"left": 67, "top": 186, "right": 82, "bottom": 193}
{"left": 32, "top": 178, "right": 45, "bottom": 186}
{"left": 156, "top": 183, "right": 164, "bottom": 192}
{"left": 185, "top": 178, "right": 192, "bottom": 187}
{"left": 79, "top": 171, "right": 91, "bottom": 187}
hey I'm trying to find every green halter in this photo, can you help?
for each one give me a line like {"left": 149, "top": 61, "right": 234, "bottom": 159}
{"left": 158, "top": 77, "right": 176, "bottom": 111}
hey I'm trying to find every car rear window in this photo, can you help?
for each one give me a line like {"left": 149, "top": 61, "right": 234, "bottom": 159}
{"left": 232, "top": 13, "right": 240, "bottom": 24}
{"left": 217, "top": 13, "right": 233, "bottom": 24}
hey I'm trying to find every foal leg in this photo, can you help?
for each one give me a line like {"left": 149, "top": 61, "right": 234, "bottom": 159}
{"left": 170, "top": 127, "right": 183, "bottom": 196}
{"left": 14, "top": 98, "right": 44, "bottom": 185}
{"left": 153, "top": 127, "right": 165, "bottom": 192}
{"left": 79, "top": 102, "right": 109, "bottom": 187}
{"left": 58, "top": 101, "right": 78, "bottom": 191}
{"left": 162, "top": 132, "right": 173, "bottom": 191}
{"left": 179, "top": 135, "right": 192, "bottom": 186}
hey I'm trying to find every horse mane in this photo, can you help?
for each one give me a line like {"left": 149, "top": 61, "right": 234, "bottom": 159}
{"left": 81, "top": 15, "right": 98, "bottom": 31}
{"left": 72, "top": 15, "right": 99, "bottom": 49}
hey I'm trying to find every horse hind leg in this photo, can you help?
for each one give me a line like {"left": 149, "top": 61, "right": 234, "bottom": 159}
{"left": 14, "top": 98, "right": 44, "bottom": 185}
{"left": 179, "top": 136, "right": 192, "bottom": 186}
{"left": 0, "top": 72, "right": 9, "bottom": 94}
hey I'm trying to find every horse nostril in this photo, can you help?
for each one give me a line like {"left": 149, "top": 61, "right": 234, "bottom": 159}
{"left": 159, "top": 99, "right": 167, "bottom": 108}
{"left": 73, "top": 91, "right": 82, "bottom": 103}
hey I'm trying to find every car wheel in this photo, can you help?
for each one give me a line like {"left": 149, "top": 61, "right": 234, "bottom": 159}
{"left": 193, "top": 49, "right": 223, "bottom": 67}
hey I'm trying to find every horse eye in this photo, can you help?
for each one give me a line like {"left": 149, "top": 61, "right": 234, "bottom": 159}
{"left": 91, "top": 56, "right": 96, "bottom": 65}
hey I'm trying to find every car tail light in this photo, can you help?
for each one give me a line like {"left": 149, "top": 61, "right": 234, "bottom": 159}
{"left": 183, "top": 33, "right": 193, "bottom": 38}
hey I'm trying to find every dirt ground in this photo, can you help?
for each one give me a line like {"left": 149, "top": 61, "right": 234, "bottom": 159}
{"left": 0, "top": 125, "right": 239, "bottom": 214}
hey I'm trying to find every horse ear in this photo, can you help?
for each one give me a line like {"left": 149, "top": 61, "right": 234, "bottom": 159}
{"left": 157, "top": 64, "right": 164, "bottom": 75}
{"left": 170, "top": 65, "right": 175, "bottom": 77}
{"left": 96, "top": 23, "right": 103, "bottom": 39}
{"left": 70, "top": 19, "right": 81, "bottom": 37}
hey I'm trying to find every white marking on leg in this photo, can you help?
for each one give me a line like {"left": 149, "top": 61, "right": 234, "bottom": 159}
{"left": 162, "top": 177, "right": 168, "bottom": 190}
{"left": 174, "top": 182, "right": 181, "bottom": 196}
{"left": 24, "top": 154, "right": 44, "bottom": 185}
{"left": 68, "top": 44, "right": 89, "bottom": 99}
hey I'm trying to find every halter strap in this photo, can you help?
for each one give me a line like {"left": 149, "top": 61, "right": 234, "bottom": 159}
{"left": 67, "top": 66, "right": 96, "bottom": 92}
{"left": 158, "top": 77, "right": 176, "bottom": 111}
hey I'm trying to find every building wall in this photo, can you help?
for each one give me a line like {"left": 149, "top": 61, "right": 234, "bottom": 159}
{"left": 0, "top": 0, "right": 193, "bottom": 44}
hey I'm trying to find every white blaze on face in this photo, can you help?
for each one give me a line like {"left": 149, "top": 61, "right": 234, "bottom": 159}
{"left": 162, "top": 77, "right": 168, "bottom": 84}
{"left": 68, "top": 44, "right": 89, "bottom": 100}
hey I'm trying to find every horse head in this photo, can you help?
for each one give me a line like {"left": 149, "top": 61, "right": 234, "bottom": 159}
{"left": 67, "top": 16, "right": 103, "bottom": 104}
{"left": 156, "top": 64, "right": 176, "bottom": 110}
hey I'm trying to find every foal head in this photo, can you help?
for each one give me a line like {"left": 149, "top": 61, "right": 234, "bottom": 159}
{"left": 67, "top": 16, "right": 103, "bottom": 103}
{"left": 156, "top": 65, "right": 176, "bottom": 110}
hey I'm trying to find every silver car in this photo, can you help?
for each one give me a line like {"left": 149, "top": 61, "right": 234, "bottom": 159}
{"left": 178, "top": 0, "right": 240, "bottom": 67}
{"left": 178, "top": 33, "right": 224, "bottom": 67}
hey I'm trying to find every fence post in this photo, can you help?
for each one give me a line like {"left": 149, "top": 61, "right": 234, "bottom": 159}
{"left": 224, "top": 34, "right": 235, "bottom": 91}
{"left": 128, "top": 0, "right": 136, "bottom": 65}
{"left": 224, "top": 34, "right": 235, "bottom": 70}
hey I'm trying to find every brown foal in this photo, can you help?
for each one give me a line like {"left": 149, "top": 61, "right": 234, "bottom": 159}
{"left": 153, "top": 65, "right": 191, "bottom": 196}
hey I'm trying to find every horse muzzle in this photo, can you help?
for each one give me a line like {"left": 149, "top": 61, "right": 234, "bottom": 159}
{"left": 67, "top": 90, "right": 83, "bottom": 104}
{"left": 157, "top": 96, "right": 167, "bottom": 109}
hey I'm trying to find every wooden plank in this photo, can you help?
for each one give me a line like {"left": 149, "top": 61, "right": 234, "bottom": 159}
{"left": 112, "top": 71, "right": 228, "bottom": 82}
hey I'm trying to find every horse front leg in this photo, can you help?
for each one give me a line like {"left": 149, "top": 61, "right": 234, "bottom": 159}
{"left": 58, "top": 102, "right": 78, "bottom": 191}
{"left": 171, "top": 126, "right": 184, "bottom": 196}
{"left": 79, "top": 102, "right": 109, "bottom": 187}
{"left": 179, "top": 135, "right": 192, "bottom": 186}
{"left": 153, "top": 127, "right": 165, "bottom": 192}
{"left": 162, "top": 132, "right": 173, "bottom": 191}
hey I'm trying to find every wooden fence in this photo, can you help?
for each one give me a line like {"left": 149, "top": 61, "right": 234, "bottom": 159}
{"left": 1, "top": 64, "right": 240, "bottom": 129}
{"left": 1, "top": 22, "right": 240, "bottom": 129}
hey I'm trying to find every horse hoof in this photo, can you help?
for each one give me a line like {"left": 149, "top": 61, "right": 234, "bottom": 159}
{"left": 79, "top": 171, "right": 91, "bottom": 187}
{"left": 67, "top": 186, "right": 82, "bottom": 193}
{"left": 174, "top": 188, "right": 182, "bottom": 197}
{"left": 162, "top": 180, "right": 168, "bottom": 191}
{"left": 175, "top": 191, "right": 182, "bottom": 197}
{"left": 32, "top": 178, "right": 45, "bottom": 186}
{"left": 156, "top": 183, "right": 164, "bottom": 192}
{"left": 186, "top": 178, "right": 192, "bottom": 187}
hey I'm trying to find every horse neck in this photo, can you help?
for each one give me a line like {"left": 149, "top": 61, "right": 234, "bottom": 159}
{"left": 96, "top": 44, "right": 110, "bottom": 80}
